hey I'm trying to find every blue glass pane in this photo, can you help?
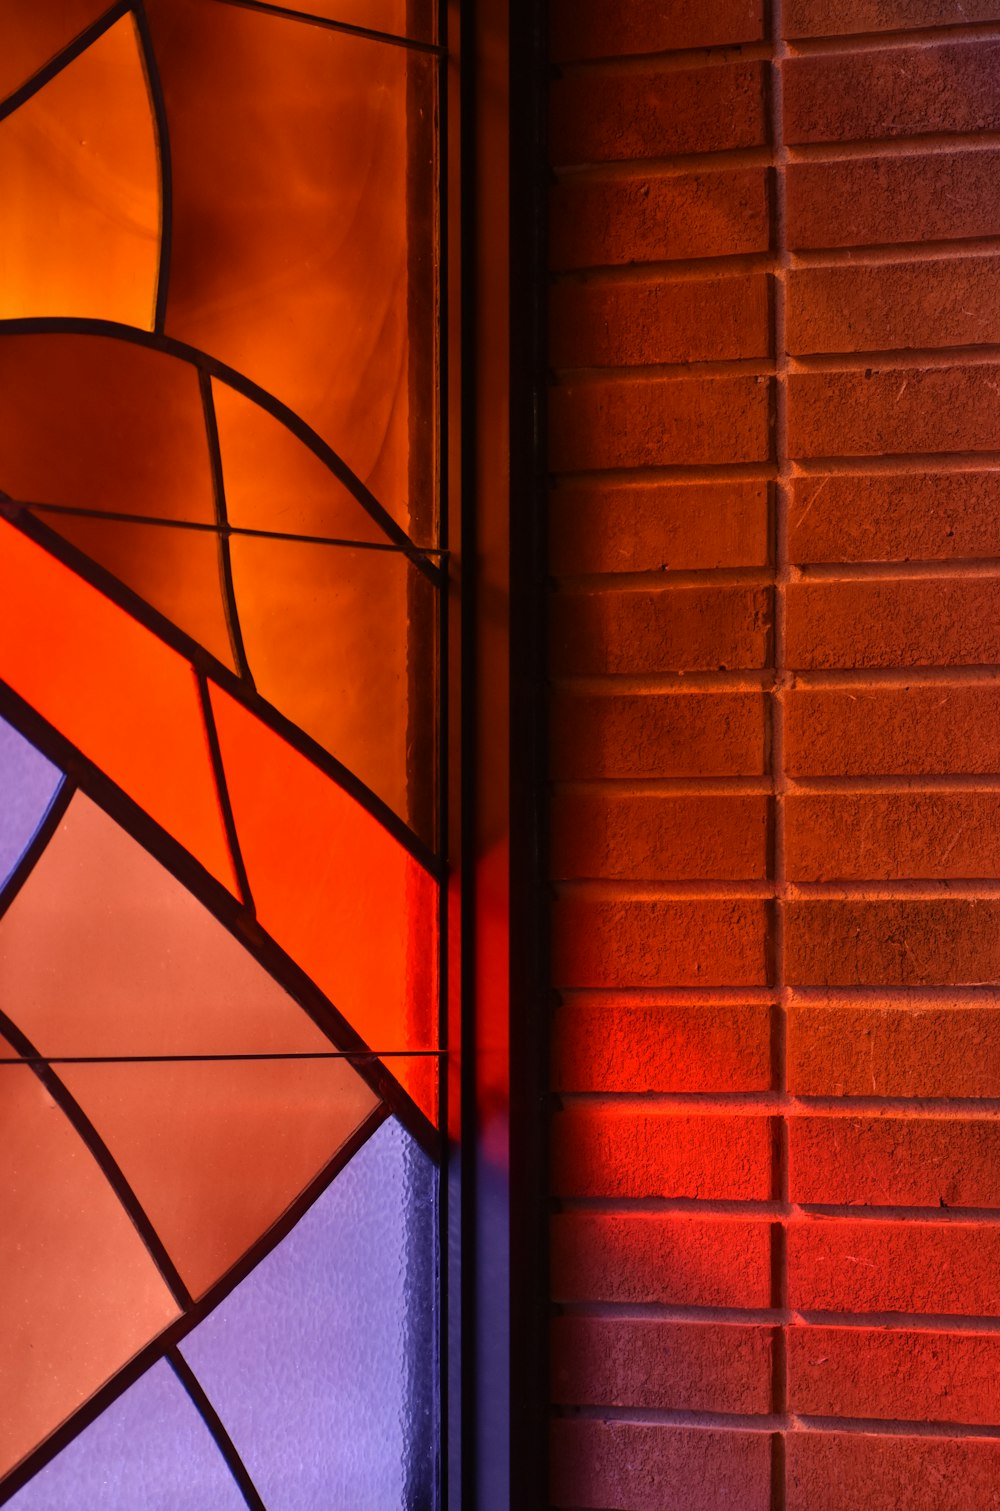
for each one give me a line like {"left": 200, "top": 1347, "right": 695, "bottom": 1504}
{"left": 181, "top": 1117, "right": 438, "bottom": 1510}
{"left": 5, "top": 1359, "right": 247, "bottom": 1511}
{"left": 0, "top": 716, "right": 62, "bottom": 892}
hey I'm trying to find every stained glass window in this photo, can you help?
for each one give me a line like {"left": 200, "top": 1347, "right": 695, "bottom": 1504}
{"left": 0, "top": 2, "right": 444, "bottom": 1504}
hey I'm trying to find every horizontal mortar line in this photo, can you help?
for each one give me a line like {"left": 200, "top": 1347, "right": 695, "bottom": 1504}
{"left": 553, "top": 670, "right": 772, "bottom": 692}
{"left": 550, "top": 1404, "right": 778, "bottom": 1430}
{"left": 787, "top": 775, "right": 1000, "bottom": 791}
{"left": 800, "top": 1203, "right": 1000, "bottom": 1220}
{"left": 794, "top": 1414, "right": 1000, "bottom": 1441}
{"left": 553, "top": 879, "right": 774, "bottom": 899}
{"left": 793, "top": 560, "right": 1000, "bottom": 581}
{"left": 786, "top": 130, "right": 1000, "bottom": 162}
{"left": 551, "top": 463, "right": 777, "bottom": 485}
{"left": 553, "top": 144, "right": 774, "bottom": 179}
{"left": 551, "top": 252, "right": 776, "bottom": 284}
{"left": 555, "top": 1198, "right": 791, "bottom": 1216}
{"left": 553, "top": 358, "right": 775, "bottom": 381}
{"left": 787, "top": 982, "right": 1000, "bottom": 999}
{"left": 791, "top": 452, "right": 1000, "bottom": 475}
{"left": 791, "top": 344, "right": 1000, "bottom": 370}
{"left": 553, "top": 1301, "right": 784, "bottom": 1323}
{"left": 785, "top": 881, "right": 1000, "bottom": 899}
{"left": 554, "top": 40, "right": 776, "bottom": 76}
{"left": 551, "top": 777, "right": 775, "bottom": 795}
{"left": 551, "top": 567, "right": 776, "bottom": 590}
{"left": 557, "top": 1092, "right": 1000, "bottom": 1115}
{"left": 790, "top": 238, "right": 1000, "bottom": 267}
{"left": 555, "top": 987, "right": 780, "bottom": 1004}
{"left": 798, "top": 1308, "right": 1000, "bottom": 1333}
{"left": 555, "top": 1092, "right": 785, "bottom": 1109}
{"left": 789, "top": 664, "right": 1000, "bottom": 685}
{"left": 787, "top": 21, "right": 1000, "bottom": 55}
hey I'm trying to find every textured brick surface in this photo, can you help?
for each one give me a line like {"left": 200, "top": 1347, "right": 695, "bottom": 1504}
{"left": 550, "top": 479, "right": 771, "bottom": 574}
{"left": 788, "top": 365, "right": 1000, "bottom": 459}
{"left": 788, "top": 1326, "right": 1000, "bottom": 1424}
{"left": 787, "top": 257, "right": 1000, "bottom": 355}
{"left": 786, "top": 152, "right": 1000, "bottom": 251}
{"left": 551, "top": 272, "right": 772, "bottom": 368}
{"left": 551, "top": 1420, "right": 773, "bottom": 1511}
{"left": 789, "top": 472, "right": 1000, "bottom": 564}
{"left": 788, "top": 1002, "right": 1000, "bottom": 1099}
{"left": 551, "top": 61, "right": 768, "bottom": 164}
{"left": 551, "top": 690, "right": 767, "bottom": 779}
{"left": 785, "top": 577, "right": 1000, "bottom": 669}
{"left": 787, "top": 1218, "right": 1000, "bottom": 1315}
{"left": 552, "top": 1107, "right": 774, "bottom": 1200}
{"left": 785, "top": 0, "right": 1000, "bottom": 36}
{"left": 783, "top": 42, "right": 1000, "bottom": 145}
{"left": 786, "top": 792, "right": 1000, "bottom": 881}
{"left": 552, "top": 791, "right": 770, "bottom": 881}
{"left": 784, "top": 684, "right": 1000, "bottom": 776}
{"left": 552, "top": 1214, "right": 773, "bottom": 1306}
{"left": 785, "top": 899, "right": 1000, "bottom": 987}
{"left": 550, "top": 0, "right": 767, "bottom": 61}
{"left": 551, "top": 168, "right": 771, "bottom": 269}
{"left": 552, "top": 583, "right": 772, "bottom": 674}
{"left": 553, "top": 1001, "right": 774, "bottom": 1093}
{"left": 552, "top": 896, "right": 770, "bottom": 988}
{"left": 789, "top": 1114, "right": 1000, "bottom": 1208}
{"left": 786, "top": 1432, "right": 1000, "bottom": 1511}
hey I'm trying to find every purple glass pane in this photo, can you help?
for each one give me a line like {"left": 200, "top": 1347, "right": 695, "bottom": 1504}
{"left": 0, "top": 716, "right": 63, "bottom": 892}
{"left": 180, "top": 1117, "right": 438, "bottom": 1510}
{"left": 5, "top": 1359, "right": 247, "bottom": 1511}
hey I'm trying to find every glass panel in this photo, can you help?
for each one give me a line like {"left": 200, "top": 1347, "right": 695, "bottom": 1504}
{"left": 0, "top": 0, "right": 112, "bottom": 106}
{"left": 0, "top": 521, "right": 238, "bottom": 894}
{"left": 180, "top": 1116, "right": 438, "bottom": 1511}
{"left": 0, "top": 715, "right": 62, "bottom": 893}
{"left": 4, "top": 1360, "right": 247, "bottom": 1511}
{"left": 148, "top": 0, "right": 437, "bottom": 534}
{"left": 237, "top": 0, "right": 436, "bottom": 45}
{"left": 0, "top": 16, "right": 159, "bottom": 328}
{"left": 0, "top": 1064, "right": 180, "bottom": 1481}
{"left": 0, "top": 332, "right": 215, "bottom": 523}
{"left": 59, "top": 1056, "right": 381, "bottom": 1298}
{"left": 230, "top": 533, "right": 436, "bottom": 832}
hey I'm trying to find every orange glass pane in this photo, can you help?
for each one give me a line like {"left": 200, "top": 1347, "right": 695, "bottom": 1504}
{"left": 0, "top": 521, "right": 237, "bottom": 893}
{"left": 213, "top": 378, "right": 388, "bottom": 544}
{"left": 0, "top": 333, "right": 215, "bottom": 523}
{"left": 0, "top": 16, "right": 159, "bottom": 328}
{"left": 0, "top": 793, "right": 333, "bottom": 1057}
{"left": 247, "top": 0, "right": 434, "bottom": 44}
{"left": 230, "top": 534, "right": 435, "bottom": 830}
{"left": 0, "top": 1064, "right": 179, "bottom": 1478}
{"left": 148, "top": 0, "right": 436, "bottom": 533}
{"left": 60, "top": 1058, "right": 380, "bottom": 1298}
{"left": 32, "top": 510, "right": 237, "bottom": 671}
{"left": 0, "top": 0, "right": 110, "bottom": 105}
{"left": 210, "top": 683, "right": 439, "bottom": 1122}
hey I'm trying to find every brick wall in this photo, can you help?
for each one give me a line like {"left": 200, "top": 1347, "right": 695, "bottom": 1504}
{"left": 547, "top": 2, "right": 1000, "bottom": 1506}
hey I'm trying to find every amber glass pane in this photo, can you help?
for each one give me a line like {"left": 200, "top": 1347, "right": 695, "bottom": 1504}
{"left": 231, "top": 535, "right": 435, "bottom": 830}
{"left": 32, "top": 511, "right": 237, "bottom": 671}
{"left": 0, "top": 522, "right": 237, "bottom": 893}
{"left": 0, "top": 0, "right": 111, "bottom": 106}
{"left": 247, "top": 0, "right": 434, "bottom": 45}
{"left": 149, "top": 0, "right": 436, "bottom": 533}
{"left": 0, "top": 1065, "right": 179, "bottom": 1479}
{"left": 210, "top": 684, "right": 439, "bottom": 1122}
{"left": 213, "top": 378, "right": 388, "bottom": 545}
{"left": 60, "top": 1058, "right": 380, "bottom": 1298}
{"left": 0, "top": 16, "right": 159, "bottom": 329}
{"left": 0, "top": 793, "right": 334, "bottom": 1057}
{"left": 0, "top": 333, "right": 214, "bottom": 523}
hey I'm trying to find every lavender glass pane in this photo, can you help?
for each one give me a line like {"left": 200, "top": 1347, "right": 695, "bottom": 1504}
{"left": 180, "top": 1117, "right": 438, "bottom": 1510}
{"left": 0, "top": 716, "right": 62, "bottom": 891}
{"left": 5, "top": 1359, "right": 246, "bottom": 1511}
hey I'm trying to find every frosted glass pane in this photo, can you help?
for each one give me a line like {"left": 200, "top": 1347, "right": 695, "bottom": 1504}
{"left": 180, "top": 1117, "right": 438, "bottom": 1510}
{"left": 0, "top": 716, "right": 62, "bottom": 892}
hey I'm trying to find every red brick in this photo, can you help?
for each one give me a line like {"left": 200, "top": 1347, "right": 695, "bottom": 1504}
{"left": 550, "top": 479, "right": 771, "bottom": 574}
{"left": 784, "top": 684, "right": 1000, "bottom": 776}
{"left": 552, "top": 896, "right": 770, "bottom": 988}
{"left": 552, "top": 1317, "right": 774, "bottom": 1412}
{"left": 789, "top": 471, "right": 1000, "bottom": 564}
{"left": 551, "top": 271, "right": 771, "bottom": 368}
{"left": 787, "top": 1432, "right": 1000, "bottom": 1511}
{"left": 789, "top": 1001, "right": 1000, "bottom": 1098}
{"left": 551, "top": 0, "right": 766, "bottom": 61}
{"left": 553, "top": 1001, "right": 774, "bottom": 1093}
{"left": 786, "top": 792, "right": 1000, "bottom": 882}
{"left": 552, "top": 690, "right": 767, "bottom": 779}
{"left": 552, "top": 1212, "right": 773, "bottom": 1306}
{"left": 786, "top": 0, "right": 1000, "bottom": 37}
{"left": 551, "top": 61, "right": 768, "bottom": 165}
{"left": 552, "top": 791, "right": 770, "bottom": 881}
{"left": 787, "top": 256, "right": 1000, "bottom": 356}
{"left": 783, "top": 41, "right": 1000, "bottom": 145}
{"left": 551, "top": 168, "right": 770, "bottom": 269}
{"left": 786, "top": 899, "right": 1000, "bottom": 987}
{"left": 552, "top": 1107, "right": 774, "bottom": 1199}
{"left": 786, "top": 577, "right": 1000, "bottom": 669}
{"left": 551, "top": 584, "right": 772, "bottom": 675}
{"left": 787, "top": 1216, "right": 1000, "bottom": 1314}
{"left": 552, "top": 1420, "right": 772, "bottom": 1511}
{"left": 788, "top": 364, "right": 1000, "bottom": 459}
{"left": 551, "top": 374, "right": 772, "bottom": 471}
{"left": 789, "top": 1114, "right": 1000, "bottom": 1208}
{"left": 786, "top": 151, "right": 1000, "bottom": 251}
{"left": 788, "top": 1326, "right": 1000, "bottom": 1424}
